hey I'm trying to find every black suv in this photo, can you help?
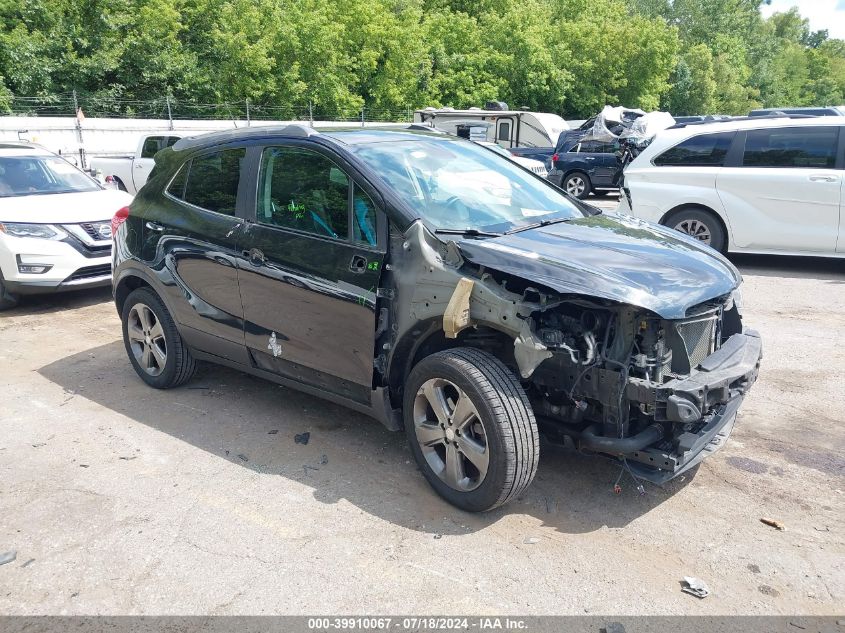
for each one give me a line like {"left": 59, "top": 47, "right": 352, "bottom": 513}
{"left": 112, "top": 125, "right": 762, "bottom": 512}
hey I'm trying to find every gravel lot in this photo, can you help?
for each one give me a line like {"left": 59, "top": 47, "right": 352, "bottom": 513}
{"left": 0, "top": 237, "right": 843, "bottom": 615}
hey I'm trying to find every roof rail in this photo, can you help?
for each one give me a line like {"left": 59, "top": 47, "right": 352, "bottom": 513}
{"left": 172, "top": 123, "right": 319, "bottom": 151}
{"left": 667, "top": 113, "right": 818, "bottom": 129}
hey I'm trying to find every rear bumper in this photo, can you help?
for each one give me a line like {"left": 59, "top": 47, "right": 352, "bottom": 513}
{"left": 621, "top": 329, "right": 763, "bottom": 483}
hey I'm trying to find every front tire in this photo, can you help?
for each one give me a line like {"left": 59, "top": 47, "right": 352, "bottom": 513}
{"left": 121, "top": 287, "right": 196, "bottom": 388}
{"left": 403, "top": 348, "right": 539, "bottom": 512}
{"left": 563, "top": 171, "right": 591, "bottom": 199}
{"left": 664, "top": 207, "right": 727, "bottom": 253}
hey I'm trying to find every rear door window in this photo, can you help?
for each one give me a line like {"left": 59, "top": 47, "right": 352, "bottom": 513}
{"left": 742, "top": 126, "right": 839, "bottom": 168}
{"left": 654, "top": 132, "right": 735, "bottom": 167}
{"left": 180, "top": 148, "right": 245, "bottom": 215}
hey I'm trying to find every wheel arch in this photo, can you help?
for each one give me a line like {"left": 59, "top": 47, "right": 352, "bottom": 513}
{"left": 660, "top": 203, "right": 731, "bottom": 250}
{"left": 386, "top": 319, "right": 516, "bottom": 409}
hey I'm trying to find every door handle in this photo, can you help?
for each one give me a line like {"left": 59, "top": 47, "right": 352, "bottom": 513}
{"left": 242, "top": 248, "right": 265, "bottom": 265}
{"left": 145, "top": 221, "right": 165, "bottom": 232}
{"left": 809, "top": 175, "right": 838, "bottom": 182}
{"left": 349, "top": 254, "right": 368, "bottom": 274}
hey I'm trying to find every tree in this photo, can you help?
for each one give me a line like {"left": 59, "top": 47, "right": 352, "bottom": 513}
{"left": 662, "top": 44, "right": 716, "bottom": 115}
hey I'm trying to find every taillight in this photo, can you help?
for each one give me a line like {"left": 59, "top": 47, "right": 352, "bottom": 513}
{"left": 105, "top": 175, "right": 114, "bottom": 183}
{"left": 111, "top": 206, "right": 130, "bottom": 237}
{"left": 551, "top": 153, "right": 559, "bottom": 162}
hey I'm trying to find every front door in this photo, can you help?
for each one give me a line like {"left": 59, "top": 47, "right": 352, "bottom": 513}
{"left": 237, "top": 144, "right": 386, "bottom": 404}
{"left": 717, "top": 126, "right": 841, "bottom": 253}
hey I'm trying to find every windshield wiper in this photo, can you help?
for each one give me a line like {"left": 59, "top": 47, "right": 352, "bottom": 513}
{"left": 505, "top": 217, "right": 576, "bottom": 235}
{"left": 435, "top": 228, "right": 501, "bottom": 238}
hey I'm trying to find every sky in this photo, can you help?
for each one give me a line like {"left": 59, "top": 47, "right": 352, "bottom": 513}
{"left": 760, "top": 0, "right": 845, "bottom": 40}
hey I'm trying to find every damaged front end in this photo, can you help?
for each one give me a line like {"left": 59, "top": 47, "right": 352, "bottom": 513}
{"left": 527, "top": 295, "right": 761, "bottom": 482}
{"left": 384, "top": 219, "right": 762, "bottom": 485}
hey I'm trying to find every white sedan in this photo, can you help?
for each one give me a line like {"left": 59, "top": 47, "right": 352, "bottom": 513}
{"left": 0, "top": 142, "right": 133, "bottom": 309}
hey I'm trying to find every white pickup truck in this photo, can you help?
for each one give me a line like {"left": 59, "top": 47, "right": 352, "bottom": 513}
{"left": 90, "top": 134, "right": 182, "bottom": 194}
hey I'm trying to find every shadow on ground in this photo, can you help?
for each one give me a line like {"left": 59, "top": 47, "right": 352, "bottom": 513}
{"left": 39, "top": 339, "right": 698, "bottom": 536}
{"left": 0, "top": 286, "right": 112, "bottom": 317}
{"left": 730, "top": 253, "right": 845, "bottom": 282}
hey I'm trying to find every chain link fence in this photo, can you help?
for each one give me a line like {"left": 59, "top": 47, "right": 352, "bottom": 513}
{"left": 2, "top": 93, "right": 416, "bottom": 123}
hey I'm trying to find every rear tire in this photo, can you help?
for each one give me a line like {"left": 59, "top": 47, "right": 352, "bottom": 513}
{"left": 403, "top": 348, "right": 539, "bottom": 512}
{"left": 563, "top": 171, "right": 591, "bottom": 199}
{"left": 0, "top": 273, "right": 19, "bottom": 311}
{"left": 664, "top": 207, "right": 727, "bottom": 253}
{"left": 121, "top": 287, "right": 196, "bottom": 388}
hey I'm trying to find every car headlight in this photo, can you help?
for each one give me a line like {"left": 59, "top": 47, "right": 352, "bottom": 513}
{"left": 0, "top": 223, "right": 66, "bottom": 240}
{"left": 727, "top": 284, "right": 744, "bottom": 315}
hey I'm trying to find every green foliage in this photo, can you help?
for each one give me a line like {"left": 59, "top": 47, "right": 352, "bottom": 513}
{"left": 0, "top": 0, "right": 843, "bottom": 119}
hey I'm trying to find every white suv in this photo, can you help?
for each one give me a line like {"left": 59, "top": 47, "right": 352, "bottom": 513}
{"left": 618, "top": 116, "right": 845, "bottom": 256}
{"left": 0, "top": 142, "right": 133, "bottom": 309}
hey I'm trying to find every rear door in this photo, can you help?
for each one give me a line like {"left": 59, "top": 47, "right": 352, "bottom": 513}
{"left": 716, "top": 125, "right": 841, "bottom": 253}
{"left": 579, "top": 140, "right": 619, "bottom": 186}
{"left": 141, "top": 146, "right": 247, "bottom": 354}
{"left": 236, "top": 143, "right": 386, "bottom": 404}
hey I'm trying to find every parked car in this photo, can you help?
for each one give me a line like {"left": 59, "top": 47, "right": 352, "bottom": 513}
{"left": 476, "top": 141, "right": 548, "bottom": 178}
{"left": 749, "top": 106, "right": 844, "bottom": 117}
{"left": 90, "top": 133, "right": 182, "bottom": 194}
{"left": 0, "top": 142, "right": 132, "bottom": 309}
{"left": 112, "top": 125, "right": 761, "bottom": 512}
{"left": 619, "top": 116, "right": 845, "bottom": 256}
{"left": 548, "top": 137, "right": 621, "bottom": 198}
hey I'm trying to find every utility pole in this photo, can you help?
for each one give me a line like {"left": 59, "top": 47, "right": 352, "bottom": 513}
{"left": 246, "top": 98, "right": 251, "bottom": 126}
{"left": 309, "top": 101, "right": 313, "bottom": 126}
{"left": 72, "top": 90, "right": 85, "bottom": 169}
{"left": 361, "top": 107, "right": 365, "bottom": 127}
{"left": 166, "top": 94, "right": 173, "bottom": 130}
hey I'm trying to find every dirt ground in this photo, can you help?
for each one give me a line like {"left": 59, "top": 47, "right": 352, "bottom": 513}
{"left": 0, "top": 250, "right": 843, "bottom": 616}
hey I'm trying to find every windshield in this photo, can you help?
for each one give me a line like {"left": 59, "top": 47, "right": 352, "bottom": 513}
{"left": 349, "top": 138, "right": 586, "bottom": 234}
{"left": 0, "top": 155, "right": 101, "bottom": 197}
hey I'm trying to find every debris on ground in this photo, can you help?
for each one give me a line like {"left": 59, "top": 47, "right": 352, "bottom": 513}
{"left": 31, "top": 443, "right": 46, "bottom": 448}
{"left": 268, "top": 430, "right": 278, "bottom": 435}
{"left": 761, "top": 517, "right": 786, "bottom": 531}
{"left": 434, "top": 534, "right": 442, "bottom": 540}
{"left": 319, "top": 454, "right": 328, "bottom": 465}
{"left": 295, "top": 432, "right": 311, "bottom": 445}
{"left": 681, "top": 576, "right": 711, "bottom": 599}
{"left": 118, "top": 455, "right": 137, "bottom": 461}
{"left": 0, "top": 551, "right": 17, "bottom": 566}
{"left": 237, "top": 454, "right": 248, "bottom": 462}
{"left": 21, "top": 558, "right": 35, "bottom": 568}
{"left": 523, "top": 537, "right": 540, "bottom": 544}
{"left": 302, "top": 464, "right": 319, "bottom": 475}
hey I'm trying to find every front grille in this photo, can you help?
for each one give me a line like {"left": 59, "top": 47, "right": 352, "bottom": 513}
{"left": 67, "top": 264, "right": 111, "bottom": 282}
{"left": 79, "top": 222, "right": 112, "bottom": 241}
{"left": 676, "top": 314, "right": 719, "bottom": 368}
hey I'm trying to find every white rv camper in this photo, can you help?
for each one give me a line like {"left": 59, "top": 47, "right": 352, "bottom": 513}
{"left": 413, "top": 103, "right": 569, "bottom": 148}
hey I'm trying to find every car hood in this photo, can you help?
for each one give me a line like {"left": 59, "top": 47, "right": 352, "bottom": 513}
{"left": 0, "top": 189, "right": 133, "bottom": 224}
{"left": 456, "top": 213, "right": 741, "bottom": 320}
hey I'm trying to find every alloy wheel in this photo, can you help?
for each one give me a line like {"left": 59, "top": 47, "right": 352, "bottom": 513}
{"left": 412, "top": 378, "right": 489, "bottom": 492}
{"left": 566, "top": 176, "right": 586, "bottom": 196}
{"left": 127, "top": 303, "right": 167, "bottom": 376}
{"left": 673, "top": 218, "right": 712, "bottom": 245}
